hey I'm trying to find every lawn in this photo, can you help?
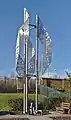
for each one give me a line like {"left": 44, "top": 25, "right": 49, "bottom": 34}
{"left": 0, "top": 93, "right": 40, "bottom": 110}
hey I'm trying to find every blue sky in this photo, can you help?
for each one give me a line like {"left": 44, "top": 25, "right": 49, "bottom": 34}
{"left": 0, "top": 0, "right": 71, "bottom": 76}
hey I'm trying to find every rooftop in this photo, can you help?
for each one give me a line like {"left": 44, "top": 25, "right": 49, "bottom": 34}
{"left": 42, "top": 72, "right": 68, "bottom": 79}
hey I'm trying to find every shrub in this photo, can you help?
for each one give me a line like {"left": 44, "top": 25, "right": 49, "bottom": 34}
{"left": 42, "top": 97, "right": 67, "bottom": 110}
{"left": 8, "top": 98, "right": 45, "bottom": 111}
{"left": 8, "top": 98, "right": 36, "bottom": 111}
{"left": 8, "top": 98, "right": 23, "bottom": 111}
{"left": 8, "top": 97, "right": 67, "bottom": 112}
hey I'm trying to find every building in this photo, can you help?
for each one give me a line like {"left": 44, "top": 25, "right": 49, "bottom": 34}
{"left": 41, "top": 72, "right": 71, "bottom": 92}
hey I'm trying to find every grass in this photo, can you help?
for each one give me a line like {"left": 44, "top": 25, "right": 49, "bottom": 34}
{"left": 0, "top": 93, "right": 40, "bottom": 110}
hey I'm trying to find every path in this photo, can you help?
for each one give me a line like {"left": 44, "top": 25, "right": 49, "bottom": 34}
{"left": 0, "top": 115, "right": 52, "bottom": 120}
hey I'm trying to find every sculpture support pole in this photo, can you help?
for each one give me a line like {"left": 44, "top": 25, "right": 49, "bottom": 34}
{"left": 25, "top": 39, "right": 28, "bottom": 113}
{"left": 35, "top": 15, "right": 39, "bottom": 112}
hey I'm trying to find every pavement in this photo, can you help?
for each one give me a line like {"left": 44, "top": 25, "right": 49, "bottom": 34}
{"left": 1, "top": 111, "right": 71, "bottom": 120}
{"left": 0, "top": 114, "right": 52, "bottom": 120}
{"left": 47, "top": 111, "right": 71, "bottom": 119}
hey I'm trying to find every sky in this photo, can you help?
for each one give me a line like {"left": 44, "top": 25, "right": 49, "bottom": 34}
{"left": 0, "top": 0, "right": 71, "bottom": 77}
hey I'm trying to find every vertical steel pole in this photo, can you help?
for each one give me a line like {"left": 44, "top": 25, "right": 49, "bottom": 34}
{"left": 25, "top": 39, "right": 28, "bottom": 113}
{"left": 24, "top": 8, "right": 29, "bottom": 113}
{"left": 35, "top": 15, "right": 39, "bottom": 112}
{"left": 23, "top": 38, "right": 26, "bottom": 114}
{"left": 16, "top": 77, "right": 18, "bottom": 93}
{"left": 23, "top": 83, "right": 26, "bottom": 114}
{"left": 23, "top": 8, "right": 26, "bottom": 113}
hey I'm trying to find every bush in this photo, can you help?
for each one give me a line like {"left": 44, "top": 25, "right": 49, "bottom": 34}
{"left": 8, "top": 98, "right": 23, "bottom": 111}
{"left": 8, "top": 98, "right": 36, "bottom": 111}
{"left": 8, "top": 97, "right": 67, "bottom": 112}
{"left": 8, "top": 98, "right": 45, "bottom": 111}
{"left": 41, "top": 97, "right": 67, "bottom": 110}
